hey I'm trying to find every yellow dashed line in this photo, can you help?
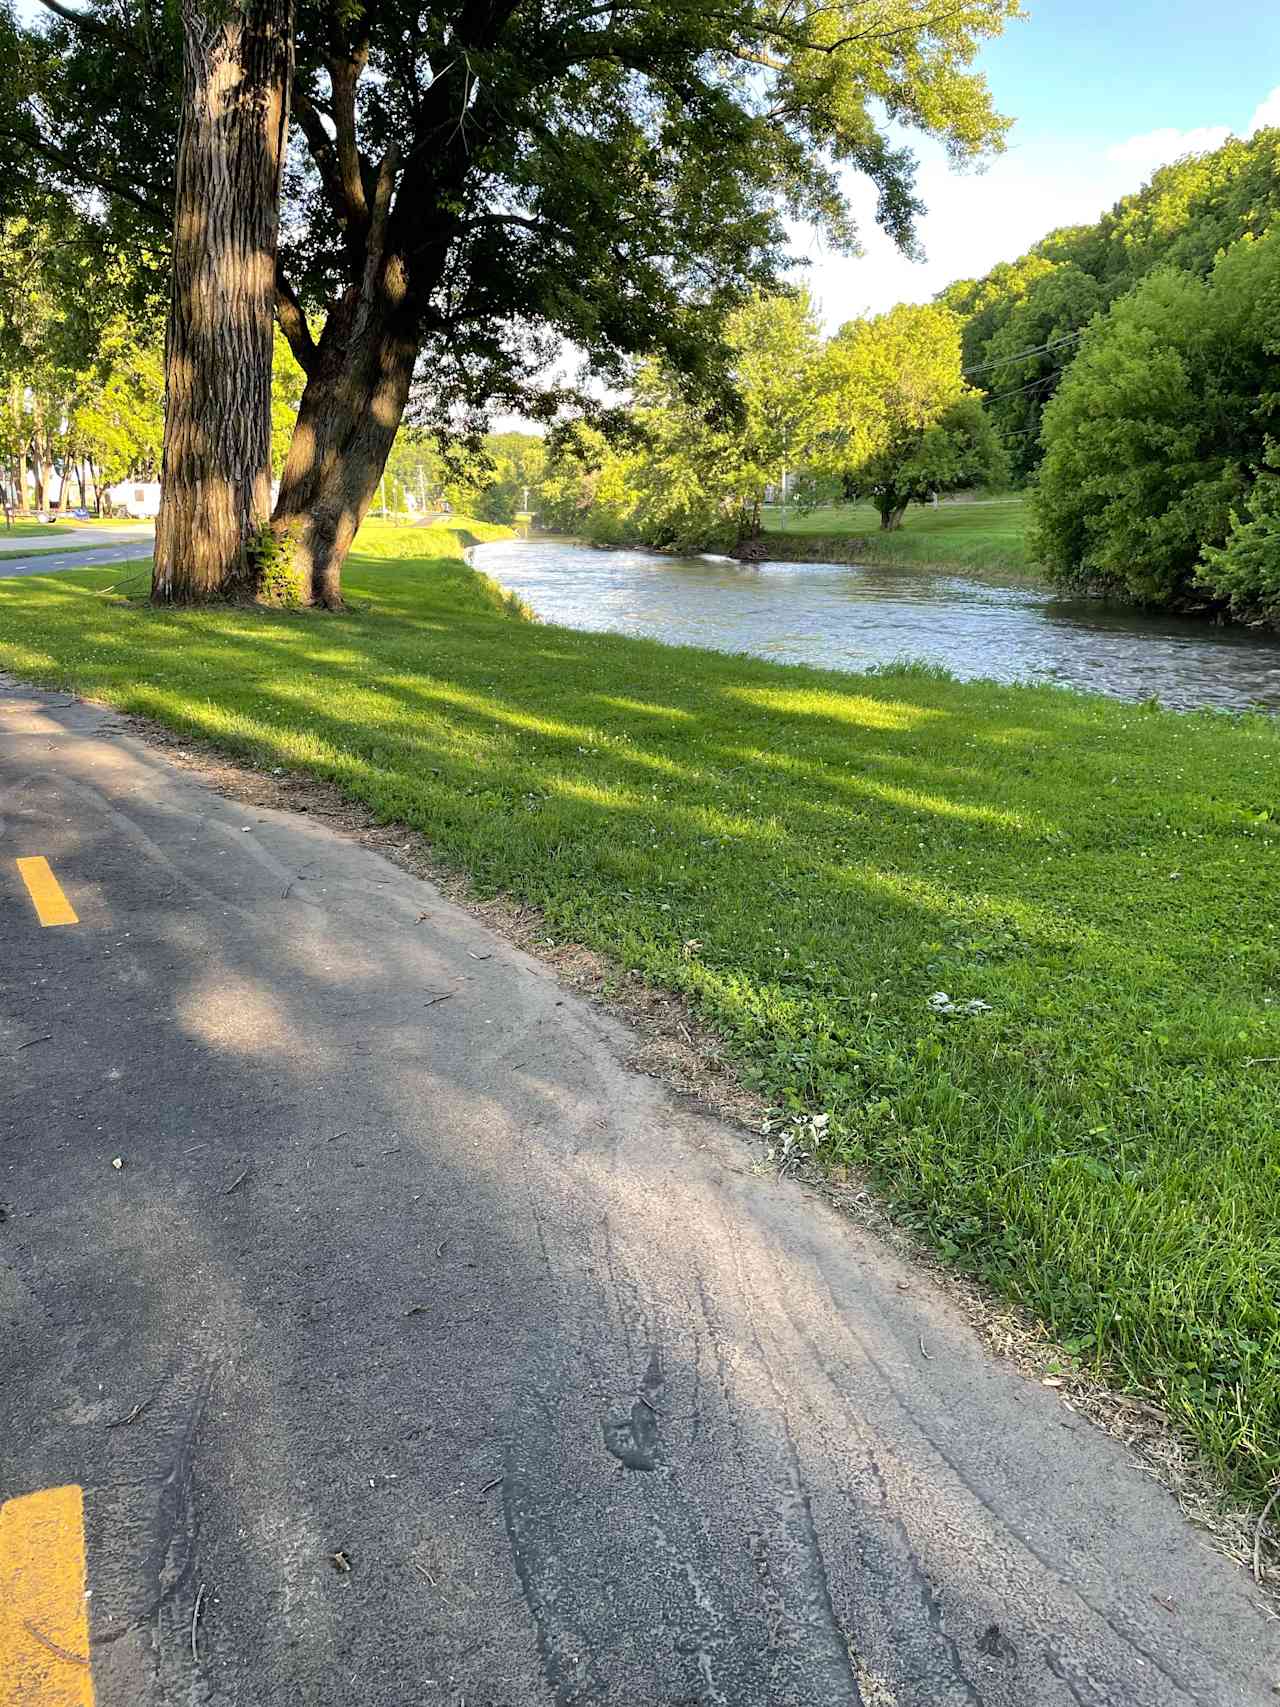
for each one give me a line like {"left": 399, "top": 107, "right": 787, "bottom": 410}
{"left": 15, "top": 857, "right": 78, "bottom": 927}
{"left": 0, "top": 1485, "right": 96, "bottom": 1704}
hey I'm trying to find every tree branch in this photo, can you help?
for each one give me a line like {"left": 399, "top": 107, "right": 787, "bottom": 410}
{"left": 460, "top": 212, "right": 566, "bottom": 236}
{"left": 361, "top": 143, "right": 400, "bottom": 300}
{"left": 0, "top": 125, "right": 169, "bottom": 223}
{"left": 275, "top": 265, "right": 318, "bottom": 375}
{"left": 292, "top": 89, "right": 356, "bottom": 227}
{"left": 329, "top": 49, "right": 371, "bottom": 229}
{"left": 29, "top": 0, "right": 135, "bottom": 51}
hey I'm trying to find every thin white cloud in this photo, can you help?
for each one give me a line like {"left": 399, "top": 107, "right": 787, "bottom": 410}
{"left": 1248, "top": 86, "right": 1280, "bottom": 134}
{"left": 806, "top": 83, "right": 1280, "bottom": 330}
{"left": 806, "top": 141, "right": 1158, "bottom": 326}
{"left": 1105, "top": 124, "right": 1231, "bottom": 175}
{"left": 1098, "top": 81, "right": 1279, "bottom": 176}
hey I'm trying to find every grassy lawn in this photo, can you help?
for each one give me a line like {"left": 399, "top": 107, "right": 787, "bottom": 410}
{"left": 761, "top": 494, "right": 1037, "bottom": 577}
{"left": 2, "top": 526, "right": 1278, "bottom": 1505}
{"left": 0, "top": 516, "right": 154, "bottom": 537}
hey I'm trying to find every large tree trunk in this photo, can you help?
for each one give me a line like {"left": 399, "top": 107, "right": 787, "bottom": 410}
{"left": 878, "top": 498, "right": 908, "bottom": 531}
{"left": 272, "top": 256, "right": 416, "bottom": 608}
{"left": 151, "top": 0, "right": 292, "bottom": 603}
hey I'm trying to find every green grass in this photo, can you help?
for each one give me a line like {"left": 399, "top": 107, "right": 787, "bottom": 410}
{"left": 0, "top": 516, "right": 154, "bottom": 538}
{"left": 761, "top": 495, "right": 1037, "bottom": 578}
{"left": 2, "top": 525, "right": 1279, "bottom": 1505}
{"left": 355, "top": 513, "right": 514, "bottom": 551}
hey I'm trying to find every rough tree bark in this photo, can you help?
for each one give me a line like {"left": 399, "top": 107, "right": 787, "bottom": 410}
{"left": 269, "top": 35, "right": 493, "bottom": 607}
{"left": 151, "top": 0, "right": 292, "bottom": 603}
{"left": 271, "top": 307, "right": 416, "bottom": 609}
{"left": 272, "top": 152, "right": 412, "bottom": 608}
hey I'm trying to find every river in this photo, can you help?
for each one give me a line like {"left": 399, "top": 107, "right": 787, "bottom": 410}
{"left": 472, "top": 536, "right": 1280, "bottom": 713}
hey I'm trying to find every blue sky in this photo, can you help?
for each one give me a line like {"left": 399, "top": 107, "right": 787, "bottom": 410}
{"left": 982, "top": 0, "right": 1277, "bottom": 139}
{"left": 807, "top": 2, "right": 1280, "bottom": 325}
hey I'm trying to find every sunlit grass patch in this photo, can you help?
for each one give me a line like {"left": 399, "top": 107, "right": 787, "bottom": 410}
{"left": 760, "top": 494, "right": 1038, "bottom": 577}
{"left": 1, "top": 531, "right": 1279, "bottom": 1506}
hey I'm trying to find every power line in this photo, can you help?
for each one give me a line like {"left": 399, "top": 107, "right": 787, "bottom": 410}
{"left": 963, "top": 329, "right": 1086, "bottom": 378}
{"left": 980, "top": 371, "right": 1062, "bottom": 407}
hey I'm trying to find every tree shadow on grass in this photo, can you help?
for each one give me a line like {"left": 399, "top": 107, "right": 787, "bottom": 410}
{"left": 4, "top": 575, "right": 1280, "bottom": 1504}
{"left": 4, "top": 715, "right": 1272, "bottom": 1704}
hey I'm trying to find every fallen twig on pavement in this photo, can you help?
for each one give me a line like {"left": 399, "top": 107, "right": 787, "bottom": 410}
{"left": 106, "top": 1397, "right": 151, "bottom": 1428}
{"left": 23, "top": 1621, "right": 88, "bottom": 1667}
{"left": 191, "top": 1583, "right": 205, "bottom": 1664}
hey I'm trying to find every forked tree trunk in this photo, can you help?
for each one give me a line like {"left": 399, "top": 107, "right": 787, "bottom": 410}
{"left": 878, "top": 499, "right": 908, "bottom": 531}
{"left": 152, "top": 0, "right": 292, "bottom": 603}
{"left": 272, "top": 257, "right": 416, "bottom": 608}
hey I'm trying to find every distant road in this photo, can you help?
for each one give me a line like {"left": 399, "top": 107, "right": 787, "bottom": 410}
{"left": 0, "top": 534, "right": 153, "bottom": 578}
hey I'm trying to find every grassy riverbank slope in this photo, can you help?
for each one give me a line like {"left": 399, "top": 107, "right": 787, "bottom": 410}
{"left": 761, "top": 495, "right": 1036, "bottom": 577}
{"left": 2, "top": 527, "right": 1278, "bottom": 1505}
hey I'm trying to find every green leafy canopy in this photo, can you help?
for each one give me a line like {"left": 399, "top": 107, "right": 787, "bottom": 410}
{"left": 2, "top": 0, "right": 1019, "bottom": 428}
{"left": 1032, "top": 228, "right": 1280, "bottom": 614}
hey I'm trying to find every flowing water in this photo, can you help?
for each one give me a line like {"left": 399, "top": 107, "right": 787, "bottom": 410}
{"left": 472, "top": 536, "right": 1280, "bottom": 713}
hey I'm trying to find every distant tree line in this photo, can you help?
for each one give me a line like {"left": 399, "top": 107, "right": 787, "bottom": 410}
{"left": 539, "top": 291, "right": 1005, "bottom": 553}
{"left": 942, "top": 128, "right": 1280, "bottom": 620}
{"left": 0, "top": 207, "right": 309, "bottom": 517}
{"left": 0, "top": 211, "right": 163, "bottom": 514}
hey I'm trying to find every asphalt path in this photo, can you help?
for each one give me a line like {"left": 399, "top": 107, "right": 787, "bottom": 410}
{"left": 0, "top": 535, "right": 153, "bottom": 578}
{"left": 1, "top": 674, "right": 1276, "bottom": 1705}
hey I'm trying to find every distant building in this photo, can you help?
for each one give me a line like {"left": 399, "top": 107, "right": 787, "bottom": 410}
{"left": 103, "top": 479, "right": 162, "bottom": 519}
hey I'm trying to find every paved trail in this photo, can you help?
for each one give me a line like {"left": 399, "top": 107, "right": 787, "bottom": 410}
{"left": 1, "top": 676, "right": 1275, "bottom": 1706}
{"left": 0, "top": 535, "right": 152, "bottom": 578}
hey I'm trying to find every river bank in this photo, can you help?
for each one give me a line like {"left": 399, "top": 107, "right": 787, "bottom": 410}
{"left": 751, "top": 494, "right": 1039, "bottom": 579}
{"left": 2, "top": 531, "right": 1279, "bottom": 1514}
{"left": 746, "top": 524, "right": 1044, "bottom": 584}
{"left": 478, "top": 534, "right": 1280, "bottom": 711}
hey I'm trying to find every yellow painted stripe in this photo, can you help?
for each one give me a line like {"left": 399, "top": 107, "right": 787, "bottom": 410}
{"left": 0, "top": 1485, "right": 96, "bottom": 1705}
{"left": 16, "top": 858, "right": 78, "bottom": 927}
